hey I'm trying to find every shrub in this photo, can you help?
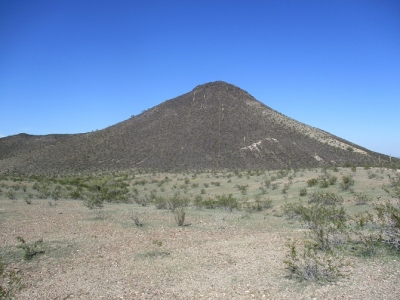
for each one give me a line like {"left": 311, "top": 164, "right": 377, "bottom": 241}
{"left": 284, "top": 200, "right": 347, "bottom": 251}
{"left": 154, "top": 196, "right": 168, "bottom": 209}
{"left": 246, "top": 197, "right": 273, "bottom": 212}
{"left": 353, "top": 192, "right": 372, "bottom": 205}
{"left": 341, "top": 176, "right": 355, "bottom": 190}
{"left": 167, "top": 194, "right": 189, "bottom": 211}
{"left": 264, "top": 179, "right": 271, "bottom": 188}
{"left": 284, "top": 239, "right": 347, "bottom": 282}
{"left": 174, "top": 207, "right": 186, "bottom": 226}
{"left": 235, "top": 184, "right": 248, "bottom": 195}
{"left": 215, "top": 194, "right": 239, "bottom": 212}
{"left": 308, "top": 192, "right": 344, "bottom": 205}
{"left": 329, "top": 176, "right": 337, "bottom": 185}
{"left": 16, "top": 237, "right": 45, "bottom": 261}
{"left": 282, "top": 183, "right": 290, "bottom": 194}
{"left": 374, "top": 201, "right": 400, "bottom": 251}
{"left": 299, "top": 188, "right": 307, "bottom": 197}
{"left": 6, "top": 190, "right": 16, "bottom": 200}
{"left": 83, "top": 193, "right": 104, "bottom": 210}
{"left": 307, "top": 178, "right": 318, "bottom": 187}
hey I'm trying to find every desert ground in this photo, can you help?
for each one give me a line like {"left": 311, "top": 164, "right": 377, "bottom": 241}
{"left": 1, "top": 167, "right": 400, "bottom": 299}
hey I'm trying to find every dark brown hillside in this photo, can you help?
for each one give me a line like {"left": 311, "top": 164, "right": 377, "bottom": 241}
{"left": 0, "top": 81, "right": 395, "bottom": 174}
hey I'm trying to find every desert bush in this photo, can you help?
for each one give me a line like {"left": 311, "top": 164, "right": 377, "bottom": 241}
{"left": 173, "top": 207, "right": 186, "bottom": 226}
{"left": 11, "top": 184, "right": 20, "bottom": 191}
{"left": 299, "top": 188, "right": 307, "bottom": 197}
{"left": 329, "top": 176, "right": 337, "bottom": 185}
{"left": 284, "top": 200, "right": 347, "bottom": 251}
{"left": 307, "top": 178, "right": 318, "bottom": 187}
{"left": 194, "top": 195, "right": 203, "bottom": 209}
{"left": 341, "top": 175, "right": 355, "bottom": 190}
{"left": 6, "top": 190, "right": 16, "bottom": 200}
{"left": 374, "top": 201, "right": 400, "bottom": 251}
{"left": 215, "top": 194, "right": 239, "bottom": 212}
{"left": 283, "top": 201, "right": 308, "bottom": 220}
{"left": 202, "top": 198, "right": 218, "bottom": 209}
{"left": 16, "top": 237, "right": 44, "bottom": 261}
{"left": 353, "top": 192, "right": 372, "bottom": 205}
{"left": 308, "top": 192, "right": 344, "bottom": 205}
{"left": 83, "top": 193, "right": 104, "bottom": 210}
{"left": 136, "top": 195, "right": 150, "bottom": 206}
{"left": 235, "top": 184, "right": 248, "bottom": 195}
{"left": 284, "top": 239, "right": 347, "bottom": 282}
{"left": 319, "top": 178, "right": 329, "bottom": 188}
{"left": 282, "top": 183, "right": 290, "bottom": 194}
{"left": 167, "top": 194, "right": 189, "bottom": 211}
{"left": 352, "top": 211, "right": 374, "bottom": 229}
{"left": 154, "top": 196, "right": 168, "bottom": 209}
{"left": 69, "top": 187, "right": 83, "bottom": 199}
{"left": 264, "top": 179, "right": 271, "bottom": 188}
{"left": 246, "top": 197, "right": 273, "bottom": 212}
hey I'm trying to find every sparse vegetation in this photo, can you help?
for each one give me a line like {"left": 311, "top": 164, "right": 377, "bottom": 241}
{"left": 1, "top": 166, "right": 399, "bottom": 298}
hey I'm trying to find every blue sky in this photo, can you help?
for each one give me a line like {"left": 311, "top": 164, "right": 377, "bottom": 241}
{"left": 1, "top": 0, "right": 399, "bottom": 157}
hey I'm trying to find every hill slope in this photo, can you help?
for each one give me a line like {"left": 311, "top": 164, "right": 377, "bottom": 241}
{"left": 0, "top": 81, "right": 394, "bottom": 174}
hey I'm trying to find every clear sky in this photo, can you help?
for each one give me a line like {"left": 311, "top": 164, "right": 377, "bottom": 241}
{"left": 1, "top": 0, "right": 399, "bottom": 157}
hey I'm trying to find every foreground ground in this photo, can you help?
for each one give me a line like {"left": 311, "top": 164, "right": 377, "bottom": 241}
{"left": 1, "top": 167, "right": 400, "bottom": 299}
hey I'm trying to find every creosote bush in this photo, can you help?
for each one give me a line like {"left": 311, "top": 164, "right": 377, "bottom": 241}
{"left": 284, "top": 239, "right": 348, "bottom": 282}
{"left": 173, "top": 207, "right": 186, "bottom": 226}
{"left": 341, "top": 175, "right": 355, "bottom": 190}
{"left": 308, "top": 192, "right": 344, "bottom": 205}
{"left": 16, "top": 237, "right": 45, "bottom": 261}
{"left": 374, "top": 200, "right": 400, "bottom": 251}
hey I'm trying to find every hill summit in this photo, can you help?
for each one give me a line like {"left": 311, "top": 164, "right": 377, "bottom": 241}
{"left": 0, "top": 81, "right": 393, "bottom": 174}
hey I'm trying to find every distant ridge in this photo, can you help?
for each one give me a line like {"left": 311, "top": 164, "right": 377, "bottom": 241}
{"left": 0, "top": 81, "right": 396, "bottom": 174}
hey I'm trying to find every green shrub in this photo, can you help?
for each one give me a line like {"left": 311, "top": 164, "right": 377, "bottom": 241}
{"left": 284, "top": 239, "right": 347, "bottom": 282}
{"left": 341, "top": 176, "right": 355, "bottom": 190}
{"left": 16, "top": 237, "right": 44, "bottom": 261}
{"left": 173, "top": 207, "right": 186, "bottom": 226}
{"left": 215, "top": 194, "right": 239, "bottom": 212}
{"left": 374, "top": 201, "right": 400, "bottom": 251}
{"left": 6, "top": 190, "right": 16, "bottom": 200}
{"left": 245, "top": 197, "right": 273, "bottom": 212}
{"left": 83, "top": 193, "right": 104, "bottom": 210}
{"left": 353, "top": 192, "right": 372, "bottom": 205}
{"left": 154, "top": 196, "right": 168, "bottom": 209}
{"left": 235, "top": 184, "right": 248, "bottom": 195}
{"left": 307, "top": 178, "right": 318, "bottom": 187}
{"left": 299, "top": 188, "right": 307, "bottom": 197}
{"left": 319, "top": 178, "right": 329, "bottom": 188}
{"left": 167, "top": 194, "right": 189, "bottom": 211}
{"left": 308, "top": 192, "right": 344, "bottom": 205}
{"left": 284, "top": 200, "right": 347, "bottom": 251}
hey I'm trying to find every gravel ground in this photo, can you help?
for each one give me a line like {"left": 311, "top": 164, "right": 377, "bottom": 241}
{"left": 1, "top": 199, "right": 400, "bottom": 299}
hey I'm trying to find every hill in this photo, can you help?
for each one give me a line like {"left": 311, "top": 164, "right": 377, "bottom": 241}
{"left": 0, "top": 81, "right": 396, "bottom": 174}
